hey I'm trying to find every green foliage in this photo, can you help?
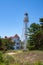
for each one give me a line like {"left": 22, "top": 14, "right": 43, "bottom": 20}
{"left": 4, "top": 55, "right": 15, "bottom": 65}
{"left": 40, "top": 18, "right": 43, "bottom": 22}
{"left": 24, "top": 62, "right": 30, "bottom": 65}
{"left": 34, "top": 61, "right": 43, "bottom": 65}
{"left": 0, "top": 38, "right": 14, "bottom": 51}
{"left": 40, "top": 18, "right": 43, "bottom": 30}
{"left": 27, "top": 21, "right": 43, "bottom": 50}
{"left": 0, "top": 52, "right": 43, "bottom": 65}
{"left": 28, "top": 23, "right": 40, "bottom": 34}
{"left": 0, "top": 39, "right": 3, "bottom": 50}
{"left": 0, "top": 51, "right": 3, "bottom": 63}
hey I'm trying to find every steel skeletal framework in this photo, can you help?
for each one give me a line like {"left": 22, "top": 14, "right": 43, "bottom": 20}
{"left": 23, "top": 13, "right": 29, "bottom": 50}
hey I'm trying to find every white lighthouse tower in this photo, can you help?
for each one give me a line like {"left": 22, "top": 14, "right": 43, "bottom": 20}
{"left": 23, "top": 13, "right": 29, "bottom": 50}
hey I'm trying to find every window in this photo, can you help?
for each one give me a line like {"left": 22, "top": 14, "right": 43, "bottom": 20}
{"left": 16, "top": 47, "right": 19, "bottom": 49}
{"left": 17, "top": 43, "right": 19, "bottom": 45}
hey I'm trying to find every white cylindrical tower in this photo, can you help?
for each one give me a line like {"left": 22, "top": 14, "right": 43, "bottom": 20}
{"left": 23, "top": 13, "right": 29, "bottom": 50}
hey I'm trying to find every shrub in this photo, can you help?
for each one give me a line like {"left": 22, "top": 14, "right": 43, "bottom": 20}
{"left": 0, "top": 51, "right": 4, "bottom": 63}
{"left": 34, "top": 61, "right": 43, "bottom": 65}
{"left": 4, "top": 55, "right": 15, "bottom": 65}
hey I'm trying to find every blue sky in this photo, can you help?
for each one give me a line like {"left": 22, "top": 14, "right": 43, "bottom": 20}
{"left": 0, "top": 0, "right": 43, "bottom": 39}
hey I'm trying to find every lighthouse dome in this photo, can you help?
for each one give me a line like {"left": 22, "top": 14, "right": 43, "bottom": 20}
{"left": 24, "top": 13, "right": 28, "bottom": 22}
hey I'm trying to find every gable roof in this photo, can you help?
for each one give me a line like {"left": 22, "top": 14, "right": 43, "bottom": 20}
{"left": 14, "top": 34, "right": 20, "bottom": 38}
{"left": 10, "top": 34, "right": 20, "bottom": 39}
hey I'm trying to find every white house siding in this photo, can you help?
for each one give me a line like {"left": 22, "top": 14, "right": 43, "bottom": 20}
{"left": 11, "top": 36, "right": 21, "bottom": 50}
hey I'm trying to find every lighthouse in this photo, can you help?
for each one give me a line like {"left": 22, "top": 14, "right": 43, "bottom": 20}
{"left": 23, "top": 13, "right": 29, "bottom": 50}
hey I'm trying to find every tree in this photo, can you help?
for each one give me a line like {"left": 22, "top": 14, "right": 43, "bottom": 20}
{"left": 2, "top": 38, "right": 15, "bottom": 50}
{"left": 0, "top": 51, "right": 4, "bottom": 63}
{"left": 27, "top": 22, "right": 43, "bottom": 50}
{"left": 0, "top": 38, "right": 15, "bottom": 51}
{"left": 40, "top": 18, "right": 43, "bottom": 30}
{"left": 0, "top": 39, "right": 3, "bottom": 50}
{"left": 34, "top": 30, "right": 43, "bottom": 49}
{"left": 28, "top": 23, "right": 40, "bottom": 34}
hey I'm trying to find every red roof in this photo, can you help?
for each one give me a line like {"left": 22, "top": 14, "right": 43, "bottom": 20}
{"left": 10, "top": 34, "right": 20, "bottom": 39}
{"left": 14, "top": 34, "right": 20, "bottom": 38}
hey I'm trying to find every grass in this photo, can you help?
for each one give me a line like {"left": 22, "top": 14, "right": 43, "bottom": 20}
{"left": 0, "top": 50, "right": 43, "bottom": 65}
{"left": 11, "top": 50, "right": 43, "bottom": 63}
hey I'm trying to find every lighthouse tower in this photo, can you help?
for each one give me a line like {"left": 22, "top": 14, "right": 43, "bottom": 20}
{"left": 23, "top": 13, "right": 29, "bottom": 50}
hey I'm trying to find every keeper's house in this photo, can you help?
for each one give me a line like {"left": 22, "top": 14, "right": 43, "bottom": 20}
{"left": 10, "top": 34, "right": 21, "bottom": 50}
